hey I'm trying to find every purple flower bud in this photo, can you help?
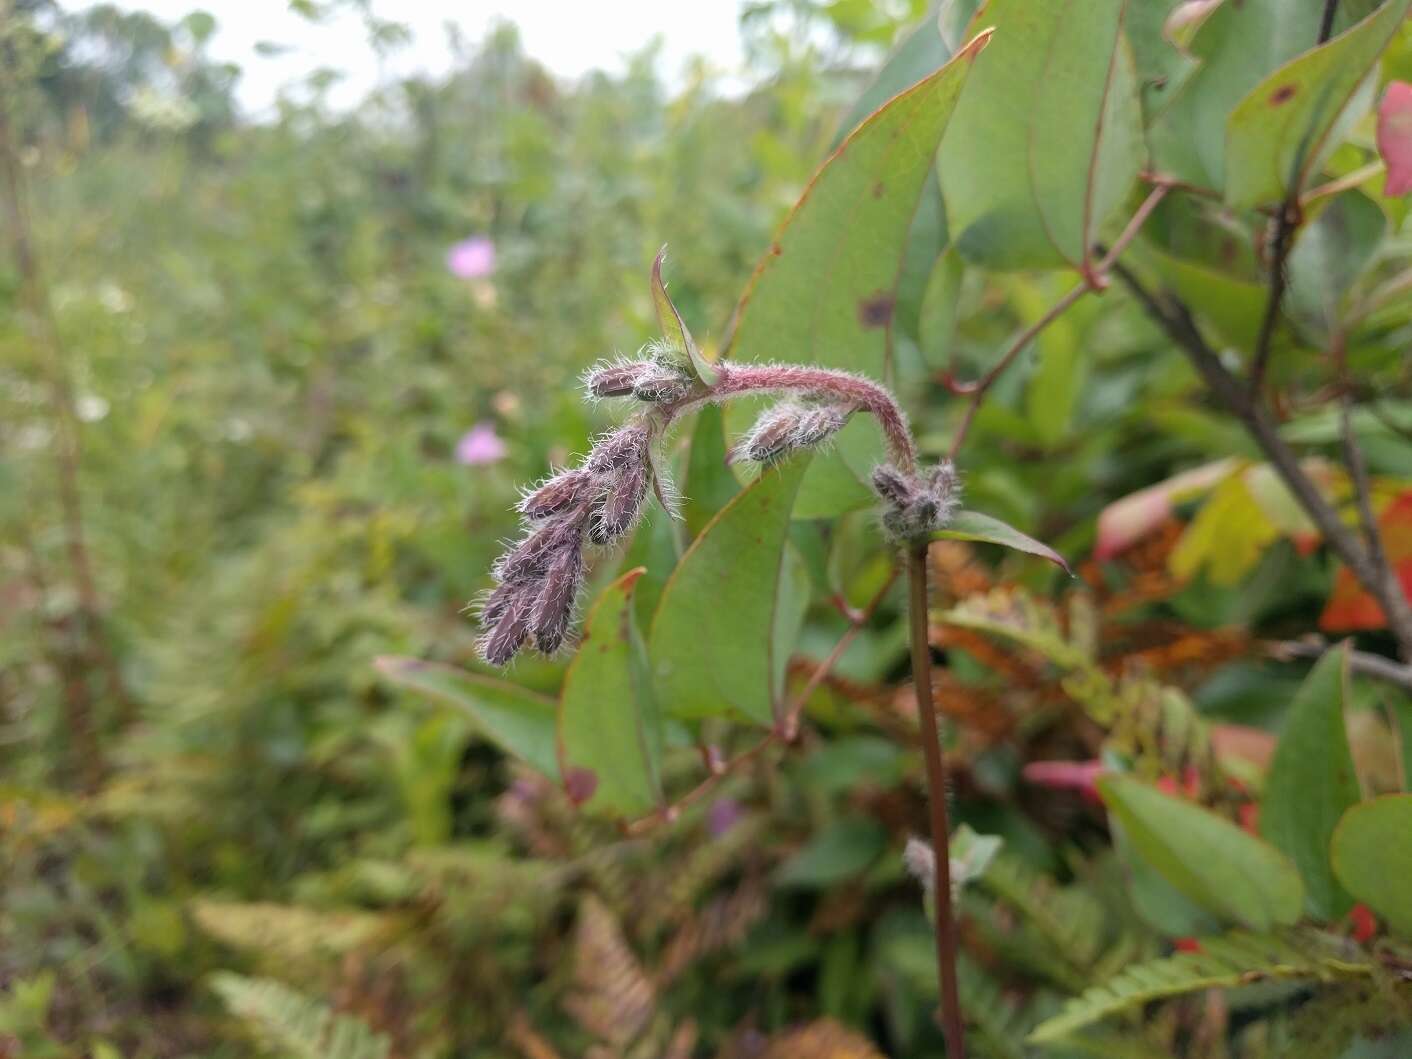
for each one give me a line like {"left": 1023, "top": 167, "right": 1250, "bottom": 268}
{"left": 518, "top": 469, "right": 591, "bottom": 521}
{"left": 587, "top": 423, "right": 650, "bottom": 474}
{"left": 585, "top": 360, "right": 652, "bottom": 399}
{"left": 794, "top": 403, "right": 851, "bottom": 448}
{"left": 871, "top": 465, "right": 915, "bottom": 507}
{"left": 589, "top": 460, "right": 649, "bottom": 544}
{"left": 493, "top": 512, "right": 585, "bottom": 582}
{"left": 532, "top": 547, "right": 583, "bottom": 654}
{"left": 631, "top": 367, "right": 692, "bottom": 404}
{"left": 740, "top": 402, "right": 804, "bottom": 463}
{"left": 480, "top": 578, "right": 523, "bottom": 625}
{"left": 480, "top": 592, "right": 531, "bottom": 665}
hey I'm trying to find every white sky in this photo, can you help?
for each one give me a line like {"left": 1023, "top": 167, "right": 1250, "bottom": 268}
{"left": 86, "top": 1, "right": 749, "bottom": 115}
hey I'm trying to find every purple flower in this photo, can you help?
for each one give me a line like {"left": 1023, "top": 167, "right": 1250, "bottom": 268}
{"left": 456, "top": 422, "right": 507, "bottom": 466}
{"left": 446, "top": 236, "right": 496, "bottom": 279}
{"left": 706, "top": 797, "right": 745, "bottom": 837}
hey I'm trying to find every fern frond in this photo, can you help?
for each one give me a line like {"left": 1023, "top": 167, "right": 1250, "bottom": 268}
{"left": 939, "top": 588, "right": 1087, "bottom": 669}
{"left": 957, "top": 957, "right": 1030, "bottom": 1059}
{"left": 211, "top": 973, "right": 390, "bottom": 1059}
{"left": 191, "top": 901, "right": 398, "bottom": 966}
{"left": 562, "top": 895, "right": 656, "bottom": 1048}
{"left": 759, "top": 1018, "right": 886, "bottom": 1058}
{"left": 977, "top": 850, "right": 1110, "bottom": 976}
{"left": 1028, "top": 930, "right": 1375, "bottom": 1044}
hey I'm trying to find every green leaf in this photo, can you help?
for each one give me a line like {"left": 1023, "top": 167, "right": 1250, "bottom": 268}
{"left": 1225, "top": 0, "right": 1411, "bottom": 208}
{"left": 917, "top": 247, "right": 963, "bottom": 369}
{"left": 1331, "top": 795, "right": 1412, "bottom": 935}
{"left": 1028, "top": 0, "right": 1145, "bottom": 269}
{"left": 725, "top": 31, "right": 988, "bottom": 515}
{"left": 558, "top": 569, "right": 663, "bottom": 817}
{"left": 1028, "top": 930, "right": 1374, "bottom": 1043}
{"left": 1148, "top": 0, "right": 1326, "bottom": 191}
{"left": 772, "top": 545, "right": 812, "bottom": 704}
{"left": 1288, "top": 190, "right": 1388, "bottom": 339}
{"left": 937, "top": 0, "right": 1142, "bottom": 270}
{"left": 650, "top": 455, "right": 810, "bottom": 725}
{"left": 684, "top": 405, "right": 740, "bottom": 538}
{"left": 933, "top": 509, "right": 1071, "bottom": 573}
{"left": 651, "top": 245, "right": 717, "bottom": 384}
{"left": 777, "top": 817, "right": 888, "bottom": 887}
{"left": 1098, "top": 774, "right": 1305, "bottom": 930}
{"left": 1260, "top": 643, "right": 1360, "bottom": 920}
{"left": 211, "top": 973, "right": 390, "bottom": 1059}
{"left": 1141, "top": 243, "right": 1268, "bottom": 352}
{"left": 374, "top": 658, "right": 559, "bottom": 779}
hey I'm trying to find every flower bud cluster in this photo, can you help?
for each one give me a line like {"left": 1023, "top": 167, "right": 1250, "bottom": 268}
{"left": 584, "top": 352, "right": 695, "bottom": 406}
{"left": 479, "top": 423, "right": 653, "bottom": 664}
{"left": 871, "top": 461, "right": 960, "bottom": 541}
{"left": 735, "top": 399, "right": 852, "bottom": 464}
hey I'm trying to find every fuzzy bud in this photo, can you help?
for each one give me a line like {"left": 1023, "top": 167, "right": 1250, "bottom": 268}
{"left": 872, "top": 460, "right": 960, "bottom": 541}
{"left": 532, "top": 547, "right": 583, "bottom": 654}
{"left": 587, "top": 423, "right": 650, "bottom": 474}
{"left": 480, "top": 591, "right": 531, "bottom": 666}
{"left": 585, "top": 360, "right": 652, "bottom": 399}
{"left": 793, "top": 403, "right": 851, "bottom": 448}
{"left": 493, "top": 512, "right": 585, "bottom": 583}
{"left": 739, "top": 402, "right": 804, "bottom": 463}
{"left": 590, "top": 460, "right": 649, "bottom": 544}
{"left": 518, "top": 469, "right": 591, "bottom": 521}
{"left": 631, "top": 366, "right": 693, "bottom": 404}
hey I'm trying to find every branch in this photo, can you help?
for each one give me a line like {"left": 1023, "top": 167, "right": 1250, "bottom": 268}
{"left": 1248, "top": 200, "right": 1299, "bottom": 390}
{"left": 947, "top": 184, "right": 1171, "bottom": 457}
{"left": 1109, "top": 260, "right": 1412, "bottom": 661}
{"left": 1271, "top": 638, "right": 1412, "bottom": 692}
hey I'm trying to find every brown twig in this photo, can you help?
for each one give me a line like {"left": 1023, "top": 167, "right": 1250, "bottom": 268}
{"left": 1271, "top": 638, "right": 1412, "bottom": 691}
{"left": 908, "top": 540, "right": 965, "bottom": 1058}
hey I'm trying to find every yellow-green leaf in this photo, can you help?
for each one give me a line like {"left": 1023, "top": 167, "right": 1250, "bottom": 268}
{"left": 1331, "top": 795, "right": 1412, "bottom": 936}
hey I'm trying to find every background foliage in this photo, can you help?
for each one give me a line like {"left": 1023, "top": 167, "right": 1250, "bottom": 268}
{"left": 3, "top": 1, "right": 1412, "bottom": 1056}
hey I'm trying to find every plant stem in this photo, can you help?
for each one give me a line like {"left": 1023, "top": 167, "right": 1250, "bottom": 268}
{"left": 908, "top": 540, "right": 965, "bottom": 1058}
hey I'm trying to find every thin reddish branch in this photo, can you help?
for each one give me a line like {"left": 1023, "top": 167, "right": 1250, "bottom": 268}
{"left": 947, "top": 184, "right": 1170, "bottom": 458}
{"left": 686, "top": 362, "right": 918, "bottom": 471}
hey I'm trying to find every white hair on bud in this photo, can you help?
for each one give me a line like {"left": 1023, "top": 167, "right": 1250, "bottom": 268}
{"left": 904, "top": 837, "right": 936, "bottom": 896}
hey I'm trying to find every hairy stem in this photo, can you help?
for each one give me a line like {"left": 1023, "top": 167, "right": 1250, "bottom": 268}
{"left": 667, "top": 361, "right": 918, "bottom": 471}
{"left": 908, "top": 541, "right": 965, "bottom": 1058}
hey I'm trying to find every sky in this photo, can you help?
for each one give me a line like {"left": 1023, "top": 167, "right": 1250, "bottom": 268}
{"left": 90, "top": 1, "right": 749, "bottom": 115}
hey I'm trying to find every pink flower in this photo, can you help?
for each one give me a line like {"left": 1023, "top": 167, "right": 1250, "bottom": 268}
{"left": 1378, "top": 82, "right": 1412, "bottom": 197}
{"left": 446, "top": 236, "right": 496, "bottom": 279}
{"left": 455, "top": 422, "right": 507, "bottom": 466}
{"left": 1022, "top": 759, "right": 1106, "bottom": 803}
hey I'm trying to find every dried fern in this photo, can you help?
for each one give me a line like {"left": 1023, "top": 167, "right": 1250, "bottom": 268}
{"left": 210, "top": 973, "right": 390, "bottom": 1059}
{"left": 1028, "top": 930, "right": 1375, "bottom": 1044}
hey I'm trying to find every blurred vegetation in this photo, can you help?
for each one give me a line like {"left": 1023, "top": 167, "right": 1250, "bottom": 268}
{"left": 3, "top": 1, "right": 1412, "bottom": 1057}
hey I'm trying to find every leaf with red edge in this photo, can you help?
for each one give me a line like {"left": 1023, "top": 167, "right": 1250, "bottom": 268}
{"left": 1094, "top": 459, "right": 1237, "bottom": 561}
{"left": 1378, "top": 81, "right": 1412, "bottom": 198}
{"left": 1321, "top": 491, "right": 1412, "bottom": 632}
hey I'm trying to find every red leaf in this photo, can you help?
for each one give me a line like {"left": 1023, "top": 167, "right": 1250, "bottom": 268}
{"left": 1320, "top": 491, "right": 1412, "bottom": 631}
{"left": 1378, "top": 81, "right": 1412, "bottom": 198}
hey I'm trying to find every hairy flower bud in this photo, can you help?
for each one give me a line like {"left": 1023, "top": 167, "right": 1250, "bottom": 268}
{"left": 587, "top": 423, "right": 650, "bottom": 473}
{"left": 518, "top": 468, "right": 591, "bottom": 521}
{"left": 480, "top": 591, "right": 531, "bottom": 666}
{"left": 631, "top": 366, "right": 693, "bottom": 404}
{"left": 872, "top": 460, "right": 960, "bottom": 541}
{"left": 794, "top": 403, "right": 851, "bottom": 447}
{"left": 532, "top": 547, "right": 583, "bottom": 654}
{"left": 739, "top": 402, "right": 804, "bottom": 463}
{"left": 590, "top": 460, "right": 649, "bottom": 543}
{"left": 493, "top": 512, "right": 585, "bottom": 582}
{"left": 585, "top": 359, "right": 652, "bottom": 399}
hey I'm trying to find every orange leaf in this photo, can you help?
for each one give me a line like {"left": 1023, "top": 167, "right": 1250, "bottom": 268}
{"left": 1320, "top": 491, "right": 1412, "bottom": 632}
